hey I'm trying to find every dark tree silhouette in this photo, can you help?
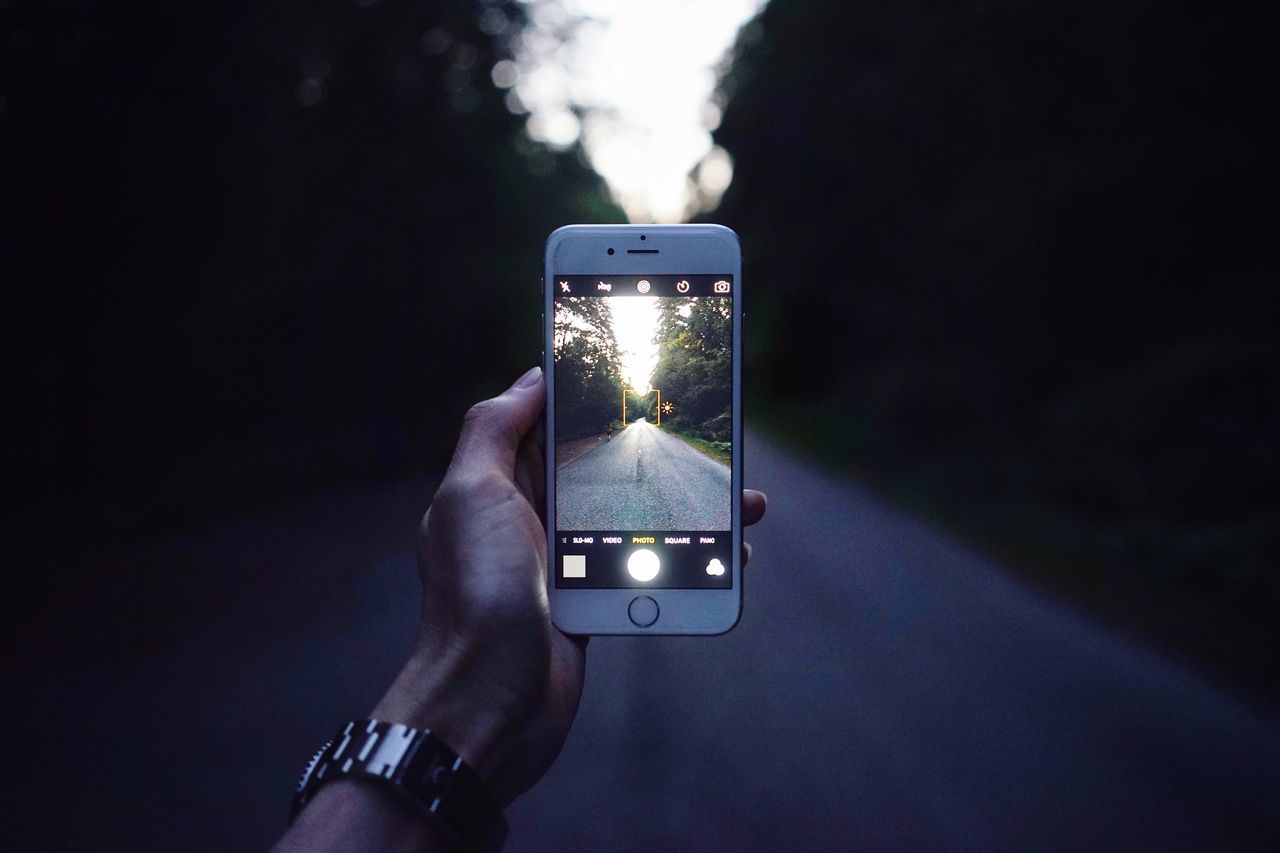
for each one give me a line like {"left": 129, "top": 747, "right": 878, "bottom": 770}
{"left": 554, "top": 297, "right": 623, "bottom": 439}
{"left": 709, "top": 0, "right": 1279, "bottom": 691}
{"left": 650, "top": 298, "right": 732, "bottom": 442}
{"left": 2, "top": 0, "right": 622, "bottom": 551}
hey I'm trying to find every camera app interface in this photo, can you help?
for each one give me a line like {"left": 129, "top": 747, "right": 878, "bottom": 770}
{"left": 554, "top": 275, "right": 733, "bottom": 589}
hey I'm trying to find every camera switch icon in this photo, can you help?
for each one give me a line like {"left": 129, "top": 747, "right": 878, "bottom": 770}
{"left": 713, "top": 280, "right": 731, "bottom": 293}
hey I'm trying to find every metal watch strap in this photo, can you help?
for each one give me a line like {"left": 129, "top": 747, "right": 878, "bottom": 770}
{"left": 291, "top": 719, "right": 507, "bottom": 852}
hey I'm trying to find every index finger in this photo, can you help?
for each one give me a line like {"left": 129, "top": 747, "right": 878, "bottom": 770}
{"left": 449, "top": 367, "right": 545, "bottom": 477}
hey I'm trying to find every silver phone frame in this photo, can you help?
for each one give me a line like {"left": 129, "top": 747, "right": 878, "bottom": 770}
{"left": 544, "top": 224, "right": 743, "bottom": 635}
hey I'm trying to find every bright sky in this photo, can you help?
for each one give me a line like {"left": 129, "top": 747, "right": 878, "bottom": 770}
{"left": 501, "top": 0, "right": 768, "bottom": 222}
{"left": 609, "top": 296, "right": 659, "bottom": 389}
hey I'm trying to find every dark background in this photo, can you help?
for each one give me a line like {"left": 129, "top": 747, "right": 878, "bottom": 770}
{"left": 3, "top": 0, "right": 1278, "bottom": 848}
{"left": 3, "top": 0, "right": 621, "bottom": 659}
{"left": 710, "top": 0, "right": 1279, "bottom": 699}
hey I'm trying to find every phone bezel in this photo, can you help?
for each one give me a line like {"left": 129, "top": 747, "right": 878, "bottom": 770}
{"left": 544, "top": 224, "right": 743, "bottom": 635}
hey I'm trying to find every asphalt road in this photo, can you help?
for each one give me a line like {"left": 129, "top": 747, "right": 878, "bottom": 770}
{"left": 13, "top": 432, "right": 1280, "bottom": 850}
{"left": 557, "top": 418, "right": 731, "bottom": 530}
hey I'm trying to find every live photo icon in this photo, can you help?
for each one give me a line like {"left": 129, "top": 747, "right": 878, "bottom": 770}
{"left": 563, "top": 555, "right": 586, "bottom": 579}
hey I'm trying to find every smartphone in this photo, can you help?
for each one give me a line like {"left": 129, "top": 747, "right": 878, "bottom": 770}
{"left": 543, "top": 224, "right": 743, "bottom": 635}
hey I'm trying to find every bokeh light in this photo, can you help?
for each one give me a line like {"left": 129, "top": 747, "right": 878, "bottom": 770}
{"left": 508, "top": 0, "right": 768, "bottom": 222}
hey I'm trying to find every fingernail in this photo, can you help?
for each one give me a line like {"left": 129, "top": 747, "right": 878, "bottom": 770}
{"left": 513, "top": 366, "right": 542, "bottom": 389}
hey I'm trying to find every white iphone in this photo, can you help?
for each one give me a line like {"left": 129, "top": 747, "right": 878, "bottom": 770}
{"left": 543, "top": 224, "right": 743, "bottom": 635}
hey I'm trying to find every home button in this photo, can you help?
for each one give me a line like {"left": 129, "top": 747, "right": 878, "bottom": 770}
{"left": 628, "top": 595, "right": 659, "bottom": 628}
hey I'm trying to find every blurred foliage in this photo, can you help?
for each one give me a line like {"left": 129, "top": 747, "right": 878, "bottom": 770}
{"left": 651, "top": 298, "right": 733, "bottom": 442}
{"left": 712, "top": 1, "right": 1278, "bottom": 690}
{"left": 553, "top": 296, "right": 622, "bottom": 439}
{"left": 2, "top": 0, "right": 622, "bottom": 550}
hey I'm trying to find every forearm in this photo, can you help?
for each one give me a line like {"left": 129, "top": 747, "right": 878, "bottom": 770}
{"left": 273, "top": 370, "right": 597, "bottom": 851}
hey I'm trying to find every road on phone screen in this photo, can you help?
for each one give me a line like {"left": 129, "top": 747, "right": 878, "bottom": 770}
{"left": 556, "top": 418, "right": 729, "bottom": 530}
{"left": 17, "top": 433, "right": 1280, "bottom": 851}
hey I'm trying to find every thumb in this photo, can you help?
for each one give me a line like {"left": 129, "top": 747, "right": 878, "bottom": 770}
{"left": 450, "top": 366, "right": 545, "bottom": 476}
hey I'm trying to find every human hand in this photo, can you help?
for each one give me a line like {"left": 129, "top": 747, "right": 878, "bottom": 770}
{"left": 373, "top": 366, "right": 768, "bottom": 805}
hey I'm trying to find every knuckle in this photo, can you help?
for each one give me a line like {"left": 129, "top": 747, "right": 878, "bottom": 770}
{"left": 431, "top": 478, "right": 466, "bottom": 511}
{"left": 434, "top": 471, "right": 507, "bottom": 513}
{"left": 463, "top": 398, "right": 499, "bottom": 426}
{"left": 428, "top": 479, "right": 467, "bottom": 520}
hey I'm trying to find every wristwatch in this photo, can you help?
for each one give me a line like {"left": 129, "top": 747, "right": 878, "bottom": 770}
{"left": 291, "top": 719, "right": 508, "bottom": 852}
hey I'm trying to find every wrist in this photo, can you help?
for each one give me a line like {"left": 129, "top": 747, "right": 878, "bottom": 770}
{"left": 372, "top": 648, "right": 524, "bottom": 802}
{"left": 276, "top": 778, "right": 453, "bottom": 853}
{"left": 287, "top": 719, "right": 510, "bottom": 853}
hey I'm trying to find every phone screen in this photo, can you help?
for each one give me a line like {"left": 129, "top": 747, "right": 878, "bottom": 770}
{"left": 552, "top": 275, "right": 734, "bottom": 589}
